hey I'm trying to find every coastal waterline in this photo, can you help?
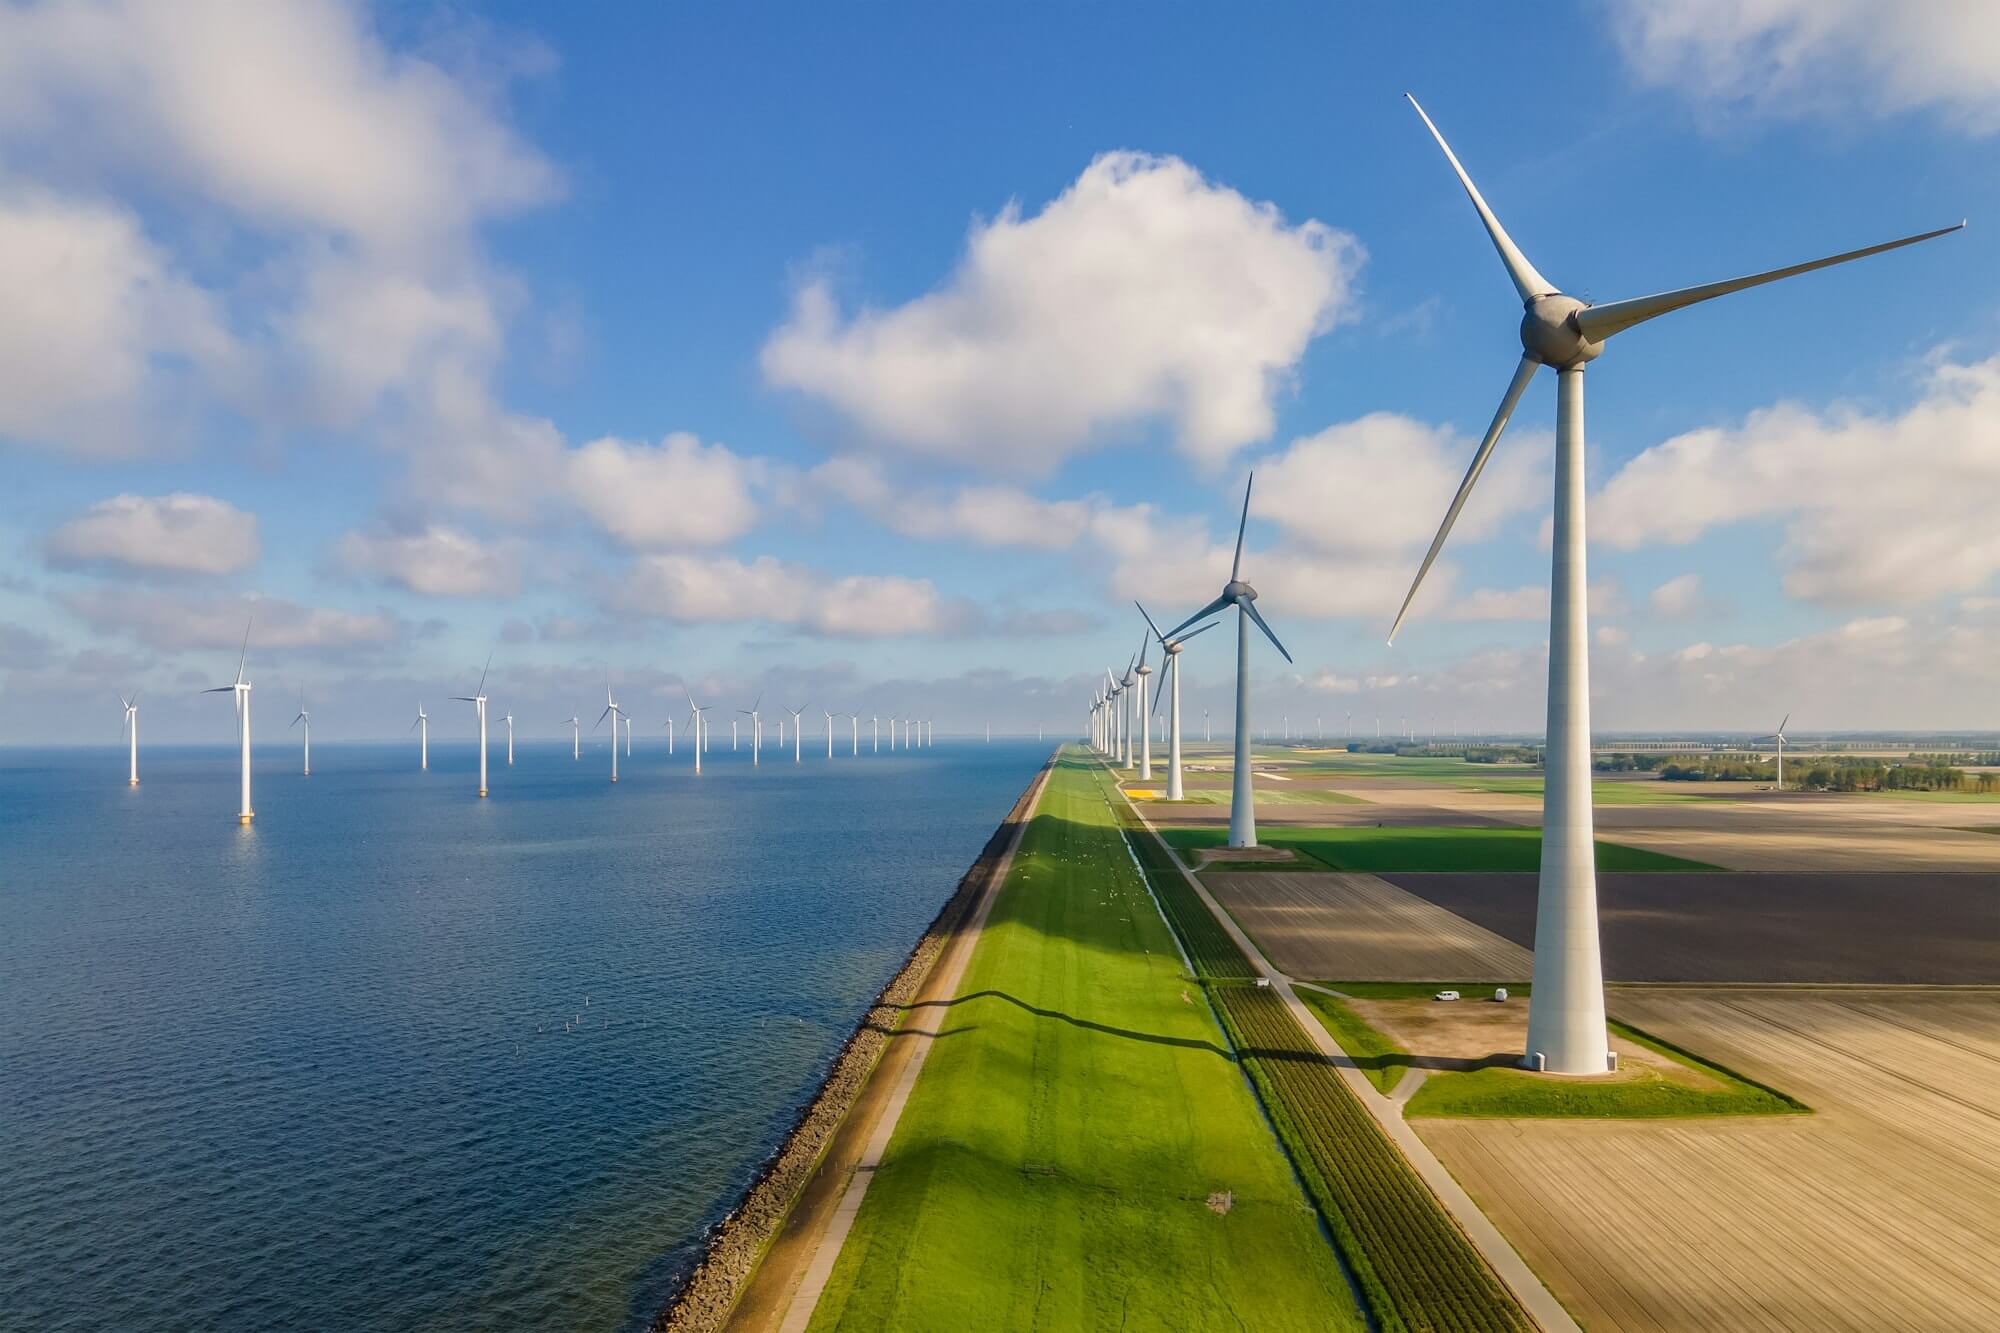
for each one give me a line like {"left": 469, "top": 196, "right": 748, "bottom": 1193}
{"left": 0, "top": 739, "right": 1050, "bottom": 1332}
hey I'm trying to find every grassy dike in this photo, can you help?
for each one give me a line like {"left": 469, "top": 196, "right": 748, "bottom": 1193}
{"left": 805, "top": 752, "right": 1365, "bottom": 1332}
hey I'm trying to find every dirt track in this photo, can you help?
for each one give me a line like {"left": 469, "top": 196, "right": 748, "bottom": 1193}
{"left": 1421, "top": 989, "right": 2000, "bottom": 1331}
{"left": 1386, "top": 871, "right": 2000, "bottom": 983}
{"left": 1204, "top": 870, "right": 1530, "bottom": 981}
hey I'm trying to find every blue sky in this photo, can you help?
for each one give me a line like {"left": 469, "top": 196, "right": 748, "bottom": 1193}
{"left": 4, "top": 0, "right": 1999, "bottom": 744}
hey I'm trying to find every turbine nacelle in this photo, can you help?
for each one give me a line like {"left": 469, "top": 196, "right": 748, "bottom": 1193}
{"left": 1521, "top": 294, "right": 1601, "bottom": 369}
{"left": 1222, "top": 579, "right": 1257, "bottom": 604}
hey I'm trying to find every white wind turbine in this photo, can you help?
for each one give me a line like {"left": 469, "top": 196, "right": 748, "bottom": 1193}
{"left": 848, "top": 712, "right": 860, "bottom": 756}
{"left": 1756, "top": 714, "right": 1792, "bottom": 789}
{"left": 624, "top": 713, "right": 633, "bottom": 757}
{"left": 413, "top": 703, "right": 430, "bottom": 770}
{"left": 565, "top": 716, "right": 580, "bottom": 760}
{"left": 788, "top": 705, "right": 805, "bottom": 763}
{"left": 1389, "top": 93, "right": 1961, "bottom": 1075}
{"left": 120, "top": 692, "right": 140, "bottom": 786}
{"left": 595, "top": 678, "right": 626, "bottom": 783}
{"left": 1104, "top": 669, "right": 1126, "bottom": 766}
{"left": 505, "top": 713, "right": 514, "bottom": 766}
{"left": 738, "top": 692, "right": 763, "bottom": 766}
{"left": 1164, "top": 475, "right": 1292, "bottom": 849}
{"left": 664, "top": 714, "right": 675, "bottom": 756}
{"left": 685, "top": 687, "right": 710, "bottom": 776}
{"left": 200, "top": 619, "right": 255, "bottom": 824}
{"left": 1131, "top": 632, "right": 1155, "bottom": 780}
{"left": 450, "top": 652, "right": 493, "bottom": 798}
{"left": 291, "top": 690, "right": 311, "bottom": 776}
{"left": 824, "top": 709, "right": 837, "bottom": 759}
{"left": 1139, "top": 602, "right": 1218, "bottom": 802}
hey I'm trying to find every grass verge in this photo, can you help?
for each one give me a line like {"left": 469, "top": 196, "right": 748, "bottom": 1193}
{"left": 1162, "top": 824, "right": 1720, "bottom": 873}
{"left": 1297, "top": 989, "right": 1410, "bottom": 1096}
{"left": 807, "top": 752, "right": 1364, "bottom": 1332}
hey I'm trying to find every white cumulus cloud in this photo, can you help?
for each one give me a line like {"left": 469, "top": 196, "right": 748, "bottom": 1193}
{"left": 47, "top": 493, "right": 259, "bottom": 575}
{"left": 335, "top": 524, "right": 518, "bottom": 598}
{"left": 763, "top": 151, "right": 1362, "bottom": 474}
{"left": 63, "top": 588, "right": 402, "bottom": 654}
{"left": 615, "top": 554, "right": 970, "bottom": 638}
{"left": 568, "top": 433, "right": 771, "bottom": 549}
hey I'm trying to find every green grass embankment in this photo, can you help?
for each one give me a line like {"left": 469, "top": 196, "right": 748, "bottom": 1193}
{"left": 1297, "top": 989, "right": 1411, "bottom": 1096}
{"left": 807, "top": 753, "right": 1364, "bottom": 1332}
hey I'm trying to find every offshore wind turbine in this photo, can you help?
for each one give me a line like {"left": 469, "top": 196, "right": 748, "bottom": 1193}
{"left": 565, "top": 716, "right": 580, "bottom": 760}
{"left": 1165, "top": 474, "right": 1292, "bottom": 848}
{"left": 505, "top": 713, "right": 514, "bottom": 766}
{"left": 413, "top": 704, "right": 430, "bottom": 770}
{"left": 450, "top": 652, "right": 493, "bottom": 798}
{"left": 200, "top": 620, "right": 255, "bottom": 824}
{"left": 871, "top": 714, "right": 879, "bottom": 753}
{"left": 788, "top": 706, "right": 805, "bottom": 762}
{"left": 738, "top": 693, "right": 763, "bottom": 766}
{"left": 290, "top": 690, "right": 310, "bottom": 776}
{"left": 685, "top": 688, "right": 710, "bottom": 775}
{"left": 824, "top": 709, "right": 837, "bottom": 759}
{"left": 595, "top": 679, "right": 625, "bottom": 782}
{"left": 664, "top": 714, "right": 675, "bottom": 755}
{"left": 120, "top": 692, "right": 139, "bottom": 786}
{"left": 1139, "top": 602, "right": 1217, "bottom": 802}
{"left": 1390, "top": 93, "right": 1961, "bottom": 1076}
{"left": 848, "top": 712, "right": 860, "bottom": 755}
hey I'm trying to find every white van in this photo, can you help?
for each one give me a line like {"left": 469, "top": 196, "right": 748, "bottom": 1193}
{"left": 1433, "top": 989, "right": 1461, "bottom": 1002}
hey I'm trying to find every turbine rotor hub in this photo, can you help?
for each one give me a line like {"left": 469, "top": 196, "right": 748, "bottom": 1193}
{"left": 1519, "top": 293, "right": 1601, "bottom": 369}
{"left": 1223, "top": 580, "right": 1256, "bottom": 602}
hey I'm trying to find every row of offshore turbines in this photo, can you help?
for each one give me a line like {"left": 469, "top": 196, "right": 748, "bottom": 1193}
{"left": 1088, "top": 95, "right": 1964, "bottom": 1077}
{"left": 118, "top": 635, "right": 943, "bottom": 819}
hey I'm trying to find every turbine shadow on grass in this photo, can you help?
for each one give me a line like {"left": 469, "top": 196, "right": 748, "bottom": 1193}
{"left": 896, "top": 989, "right": 1231, "bottom": 1059}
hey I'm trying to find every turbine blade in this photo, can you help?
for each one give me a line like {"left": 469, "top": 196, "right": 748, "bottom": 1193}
{"left": 235, "top": 616, "right": 252, "bottom": 685}
{"left": 410, "top": 718, "right": 421, "bottom": 732}
{"left": 1388, "top": 354, "right": 1540, "bottom": 644}
{"left": 200, "top": 686, "right": 233, "bottom": 694}
{"left": 1574, "top": 222, "right": 1965, "bottom": 343}
{"left": 1230, "top": 473, "right": 1253, "bottom": 581}
{"left": 476, "top": 650, "right": 492, "bottom": 698}
{"left": 1405, "top": 93, "right": 1555, "bottom": 303}
{"left": 1135, "top": 600, "right": 1164, "bottom": 643}
{"left": 1778, "top": 713, "right": 1790, "bottom": 735}
{"left": 1165, "top": 594, "right": 1232, "bottom": 643}
{"left": 1180, "top": 620, "right": 1220, "bottom": 642}
{"left": 1242, "top": 600, "right": 1292, "bottom": 663}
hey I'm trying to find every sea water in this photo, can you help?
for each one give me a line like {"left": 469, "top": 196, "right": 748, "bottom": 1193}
{"left": 0, "top": 739, "right": 1048, "bottom": 1331}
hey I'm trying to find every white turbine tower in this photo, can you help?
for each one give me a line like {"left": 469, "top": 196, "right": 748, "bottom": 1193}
{"left": 450, "top": 653, "right": 493, "bottom": 798}
{"left": 1165, "top": 475, "right": 1292, "bottom": 849}
{"left": 596, "top": 678, "right": 625, "bottom": 783}
{"left": 624, "top": 714, "right": 633, "bottom": 757}
{"left": 565, "top": 716, "right": 580, "bottom": 760}
{"left": 1131, "top": 632, "right": 1155, "bottom": 781}
{"left": 291, "top": 690, "right": 311, "bottom": 776}
{"left": 685, "top": 688, "right": 710, "bottom": 776}
{"left": 871, "top": 714, "right": 879, "bottom": 753}
{"left": 739, "top": 693, "right": 763, "bottom": 766}
{"left": 788, "top": 705, "right": 805, "bottom": 763}
{"left": 664, "top": 714, "right": 676, "bottom": 755}
{"left": 1139, "top": 602, "right": 1217, "bottom": 802}
{"left": 413, "top": 704, "right": 430, "bottom": 770}
{"left": 848, "top": 712, "right": 860, "bottom": 756}
{"left": 1389, "top": 93, "right": 1961, "bottom": 1075}
{"left": 120, "top": 692, "right": 140, "bottom": 786}
{"left": 505, "top": 713, "right": 514, "bottom": 766}
{"left": 824, "top": 709, "right": 836, "bottom": 759}
{"left": 200, "top": 620, "right": 255, "bottom": 824}
{"left": 1756, "top": 714, "right": 1792, "bottom": 789}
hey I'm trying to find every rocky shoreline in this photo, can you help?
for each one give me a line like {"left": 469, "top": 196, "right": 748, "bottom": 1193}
{"left": 652, "top": 752, "right": 1054, "bottom": 1333}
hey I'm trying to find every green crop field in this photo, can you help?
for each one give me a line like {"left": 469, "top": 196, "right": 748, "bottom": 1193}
{"left": 1170, "top": 786, "right": 1367, "bottom": 805}
{"left": 1160, "top": 824, "right": 1719, "bottom": 873}
{"left": 1404, "top": 1020, "right": 1809, "bottom": 1119}
{"left": 1297, "top": 989, "right": 1410, "bottom": 1095}
{"left": 1211, "top": 984, "right": 1532, "bottom": 1333}
{"left": 808, "top": 753, "right": 1364, "bottom": 1332}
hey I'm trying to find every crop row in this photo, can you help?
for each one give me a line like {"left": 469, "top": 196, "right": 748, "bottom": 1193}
{"left": 1211, "top": 984, "right": 1531, "bottom": 1333}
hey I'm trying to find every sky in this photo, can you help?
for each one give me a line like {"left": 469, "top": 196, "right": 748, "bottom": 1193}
{"left": 4, "top": 0, "right": 2000, "bottom": 745}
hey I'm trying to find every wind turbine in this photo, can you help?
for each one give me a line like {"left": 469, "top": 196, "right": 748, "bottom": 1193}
{"left": 685, "top": 688, "right": 710, "bottom": 775}
{"left": 413, "top": 704, "right": 430, "bottom": 770}
{"left": 738, "top": 693, "right": 763, "bottom": 766}
{"left": 788, "top": 705, "right": 805, "bottom": 763}
{"left": 1104, "top": 669, "right": 1126, "bottom": 766}
{"left": 825, "top": 709, "right": 837, "bottom": 759}
{"left": 565, "top": 716, "right": 579, "bottom": 760}
{"left": 848, "top": 712, "right": 860, "bottom": 755}
{"left": 291, "top": 690, "right": 311, "bottom": 776}
{"left": 1756, "top": 714, "right": 1792, "bottom": 789}
{"left": 505, "top": 713, "right": 514, "bottom": 766}
{"left": 1389, "top": 93, "right": 1961, "bottom": 1076}
{"left": 120, "top": 692, "right": 140, "bottom": 786}
{"left": 624, "top": 713, "right": 633, "bottom": 757}
{"left": 200, "top": 619, "right": 255, "bottom": 824}
{"left": 1139, "top": 602, "right": 1217, "bottom": 801}
{"left": 595, "top": 678, "right": 625, "bottom": 782}
{"left": 871, "top": 714, "right": 879, "bottom": 753}
{"left": 1131, "top": 631, "right": 1156, "bottom": 780}
{"left": 450, "top": 652, "right": 493, "bottom": 798}
{"left": 1165, "top": 474, "right": 1292, "bottom": 848}
{"left": 664, "top": 714, "right": 675, "bottom": 755}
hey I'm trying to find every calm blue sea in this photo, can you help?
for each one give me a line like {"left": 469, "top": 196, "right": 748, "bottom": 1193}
{"left": 0, "top": 737, "right": 1048, "bottom": 1332}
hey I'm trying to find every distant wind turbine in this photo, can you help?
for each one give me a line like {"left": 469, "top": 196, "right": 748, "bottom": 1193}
{"left": 871, "top": 714, "right": 879, "bottom": 753}
{"left": 685, "top": 687, "right": 710, "bottom": 775}
{"left": 449, "top": 652, "right": 493, "bottom": 798}
{"left": 1756, "top": 714, "right": 1792, "bottom": 789}
{"left": 200, "top": 619, "right": 255, "bottom": 824}
{"left": 595, "top": 677, "right": 625, "bottom": 783}
{"left": 505, "top": 713, "right": 514, "bottom": 766}
{"left": 291, "top": 689, "right": 311, "bottom": 776}
{"left": 738, "top": 692, "right": 763, "bottom": 766}
{"left": 565, "top": 716, "right": 579, "bottom": 760}
{"left": 788, "top": 705, "right": 805, "bottom": 763}
{"left": 120, "top": 692, "right": 140, "bottom": 786}
{"left": 825, "top": 709, "right": 837, "bottom": 759}
{"left": 413, "top": 704, "right": 430, "bottom": 770}
{"left": 1386, "top": 92, "right": 1961, "bottom": 1076}
{"left": 1165, "top": 474, "right": 1292, "bottom": 848}
{"left": 1139, "top": 602, "right": 1217, "bottom": 802}
{"left": 664, "top": 714, "right": 675, "bottom": 755}
{"left": 1131, "top": 631, "right": 1155, "bottom": 780}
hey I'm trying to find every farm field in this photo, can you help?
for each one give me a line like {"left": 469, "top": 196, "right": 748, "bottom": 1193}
{"left": 805, "top": 755, "right": 1363, "bottom": 1332}
{"left": 1203, "top": 870, "right": 1530, "bottom": 982}
{"left": 1419, "top": 989, "right": 2000, "bottom": 1331}
{"left": 1160, "top": 824, "right": 1717, "bottom": 873}
{"left": 1387, "top": 871, "right": 2000, "bottom": 984}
